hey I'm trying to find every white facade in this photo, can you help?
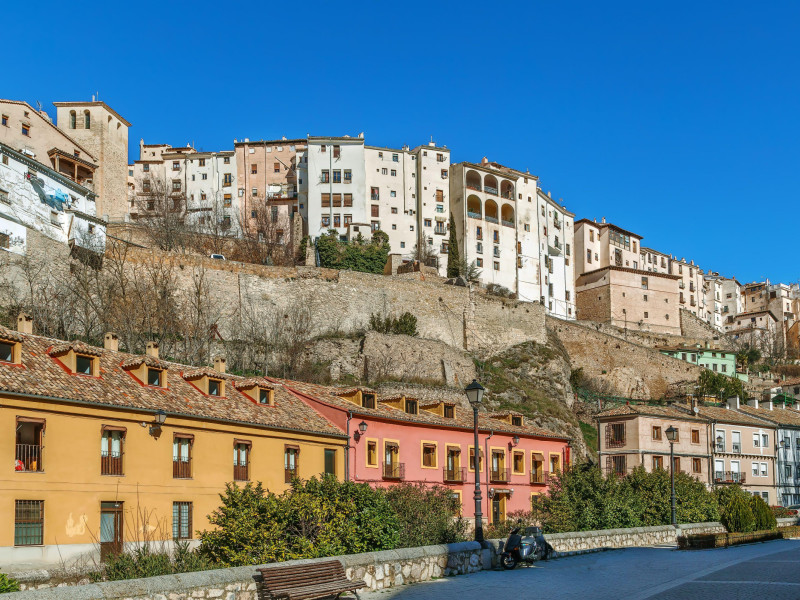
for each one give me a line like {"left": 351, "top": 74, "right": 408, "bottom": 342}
{"left": 720, "top": 277, "right": 743, "bottom": 320}
{"left": 704, "top": 274, "right": 724, "bottom": 330}
{"left": 0, "top": 143, "right": 106, "bottom": 255}
{"left": 670, "top": 257, "right": 707, "bottom": 320}
{"left": 450, "top": 160, "right": 575, "bottom": 318}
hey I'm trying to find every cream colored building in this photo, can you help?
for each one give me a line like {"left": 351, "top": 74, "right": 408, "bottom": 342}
{"left": 669, "top": 257, "right": 707, "bottom": 321}
{"left": 450, "top": 159, "right": 575, "bottom": 318}
{"left": 640, "top": 246, "right": 670, "bottom": 274}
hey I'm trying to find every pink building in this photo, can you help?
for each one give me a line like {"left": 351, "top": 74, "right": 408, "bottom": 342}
{"left": 280, "top": 380, "right": 570, "bottom": 525}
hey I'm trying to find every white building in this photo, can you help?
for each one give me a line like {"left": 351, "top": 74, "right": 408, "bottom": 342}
{"left": 669, "top": 257, "right": 707, "bottom": 321}
{"left": 302, "top": 135, "right": 451, "bottom": 275}
{"left": 0, "top": 142, "right": 106, "bottom": 256}
{"left": 703, "top": 273, "right": 724, "bottom": 330}
{"left": 720, "top": 277, "right": 743, "bottom": 320}
{"left": 449, "top": 158, "right": 575, "bottom": 318}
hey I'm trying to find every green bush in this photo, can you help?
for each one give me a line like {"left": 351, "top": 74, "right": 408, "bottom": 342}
{"left": 750, "top": 495, "right": 777, "bottom": 531}
{"left": 484, "top": 510, "right": 538, "bottom": 540}
{"left": 198, "top": 477, "right": 399, "bottom": 567}
{"left": 369, "top": 312, "right": 418, "bottom": 336}
{"left": 0, "top": 572, "right": 20, "bottom": 593}
{"left": 384, "top": 483, "right": 467, "bottom": 547}
{"left": 721, "top": 493, "right": 755, "bottom": 533}
{"left": 771, "top": 505, "right": 797, "bottom": 518}
{"left": 317, "top": 230, "right": 390, "bottom": 274}
{"left": 103, "top": 542, "right": 213, "bottom": 582}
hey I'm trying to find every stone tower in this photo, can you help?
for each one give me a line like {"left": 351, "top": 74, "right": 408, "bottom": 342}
{"left": 53, "top": 100, "right": 131, "bottom": 221}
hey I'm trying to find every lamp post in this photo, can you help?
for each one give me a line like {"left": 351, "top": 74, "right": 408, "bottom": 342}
{"left": 465, "top": 379, "right": 485, "bottom": 545}
{"left": 665, "top": 425, "right": 678, "bottom": 526}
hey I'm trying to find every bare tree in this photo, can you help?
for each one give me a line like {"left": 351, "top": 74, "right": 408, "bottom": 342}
{"left": 231, "top": 198, "right": 298, "bottom": 266}
{"left": 133, "top": 174, "right": 190, "bottom": 252}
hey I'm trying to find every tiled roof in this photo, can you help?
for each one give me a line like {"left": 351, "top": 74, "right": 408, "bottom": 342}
{"left": 49, "top": 340, "right": 102, "bottom": 357}
{"left": 279, "top": 379, "right": 568, "bottom": 440}
{"left": 120, "top": 355, "right": 170, "bottom": 370}
{"left": 737, "top": 405, "right": 800, "bottom": 427}
{"left": 693, "top": 405, "right": 775, "bottom": 428}
{"left": 0, "top": 332, "right": 345, "bottom": 438}
{"left": 595, "top": 403, "right": 707, "bottom": 422}
{"left": 779, "top": 377, "right": 800, "bottom": 387}
{"left": 233, "top": 378, "right": 274, "bottom": 390}
{"left": 0, "top": 326, "right": 23, "bottom": 343}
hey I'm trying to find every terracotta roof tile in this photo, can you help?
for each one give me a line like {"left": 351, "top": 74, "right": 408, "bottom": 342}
{"left": 120, "top": 355, "right": 170, "bottom": 370}
{"left": 0, "top": 332, "right": 344, "bottom": 438}
{"left": 0, "top": 327, "right": 23, "bottom": 343}
{"left": 737, "top": 404, "right": 800, "bottom": 427}
{"left": 595, "top": 403, "right": 706, "bottom": 422}
{"left": 694, "top": 405, "right": 775, "bottom": 427}
{"left": 49, "top": 340, "right": 103, "bottom": 357}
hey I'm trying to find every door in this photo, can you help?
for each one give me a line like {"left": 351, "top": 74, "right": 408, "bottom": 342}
{"left": 100, "top": 501, "right": 123, "bottom": 560}
{"left": 492, "top": 496, "right": 501, "bottom": 525}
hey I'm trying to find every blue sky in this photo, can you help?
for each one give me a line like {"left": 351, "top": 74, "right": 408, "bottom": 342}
{"left": 8, "top": 1, "right": 799, "bottom": 283}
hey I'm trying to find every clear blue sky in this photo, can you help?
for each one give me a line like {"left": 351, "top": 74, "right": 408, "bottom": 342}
{"left": 8, "top": 1, "right": 799, "bottom": 284}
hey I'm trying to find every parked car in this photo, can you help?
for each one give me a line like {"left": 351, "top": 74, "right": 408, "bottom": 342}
{"left": 209, "top": 254, "right": 226, "bottom": 260}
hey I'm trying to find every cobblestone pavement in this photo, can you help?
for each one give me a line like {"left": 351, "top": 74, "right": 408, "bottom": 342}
{"left": 360, "top": 540, "right": 800, "bottom": 600}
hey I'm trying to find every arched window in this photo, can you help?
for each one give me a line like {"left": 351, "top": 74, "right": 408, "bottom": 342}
{"left": 69, "top": 111, "right": 76, "bottom": 129}
{"left": 84, "top": 110, "right": 91, "bottom": 129}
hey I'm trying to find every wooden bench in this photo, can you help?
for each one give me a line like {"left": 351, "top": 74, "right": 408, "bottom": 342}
{"left": 256, "top": 559, "right": 366, "bottom": 600}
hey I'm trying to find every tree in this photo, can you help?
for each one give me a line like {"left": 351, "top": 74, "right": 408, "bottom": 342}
{"left": 316, "top": 230, "right": 390, "bottom": 274}
{"left": 383, "top": 483, "right": 467, "bottom": 547}
{"left": 132, "top": 174, "right": 190, "bottom": 252}
{"left": 446, "top": 214, "right": 460, "bottom": 278}
{"left": 230, "top": 198, "right": 299, "bottom": 266}
{"left": 697, "top": 370, "right": 744, "bottom": 402}
{"left": 458, "top": 257, "right": 482, "bottom": 283}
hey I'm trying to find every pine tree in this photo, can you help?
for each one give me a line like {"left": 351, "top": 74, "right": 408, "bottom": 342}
{"left": 446, "top": 214, "right": 460, "bottom": 278}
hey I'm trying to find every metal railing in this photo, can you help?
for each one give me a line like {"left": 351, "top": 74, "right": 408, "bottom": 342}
{"left": 101, "top": 452, "right": 123, "bottom": 476}
{"left": 443, "top": 467, "right": 466, "bottom": 483}
{"left": 501, "top": 219, "right": 514, "bottom": 228}
{"left": 466, "top": 184, "right": 482, "bottom": 192}
{"left": 714, "top": 471, "right": 745, "bottom": 484}
{"left": 485, "top": 216, "right": 499, "bottom": 224}
{"left": 15, "top": 444, "right": 43, "bottom": 472}
{"left": 382, "top": 462, "right": 405, "bottom": 480}
{"left": 173, "top": 459, "right": 191, "bottom": 479}
{"left": 715, "top": 443, "right": 725, "bottom": 452}
{"left": 490, "top": 468, "right": 510, "bottom": 483}
{"left": 233, "top": 464, "right": 249, "bottom": 481}
{"left": 530, "top": 471, "right": 549, "bottom": 485}
{"left": 732, "top": 443, "right": 741, "bottom": 453}
{"left": 467, "top": 211, "right": 481, "bottom": 219}
{"left": 484, "top": 186, "right": 498, "bottom": 196}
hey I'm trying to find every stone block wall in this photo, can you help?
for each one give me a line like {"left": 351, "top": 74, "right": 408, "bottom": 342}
{"left": 548, "top": 317, "right": 703, "bottom": 399}
{"left": 680, "top": 309, "right": 728, "bottom": 343}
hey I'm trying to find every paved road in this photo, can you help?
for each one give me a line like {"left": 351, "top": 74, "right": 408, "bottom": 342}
{"left": 361, "top": 539, "right": 800, "bottom": 600}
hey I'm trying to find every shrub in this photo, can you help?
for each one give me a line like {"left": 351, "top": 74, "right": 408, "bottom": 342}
{"left": 317, "top": 230, "right": 390, "bottom": 274}
{"left": 199, "top": 477, "right": 399, "bottom": 567}
{"left": 721, "top": 493, "right": 755, "bottom": 533}
{"left": 384, "top": 483, "right": 467, "bottom": 548}
{"left": 369, "top": 312, "right": 418, "bottom": 336}
{"left": 751, "top": 495, "right": 777, "bottom": 531}
{"left": 484, "top": 510, "right": 538, "bottom": 540}
{"left": 102, "top": 542, "right": 213, "bottom": 582}
{"left": 0, "top": 572, "right": 20, "bottom": 593}
{"left": 771, "top": 505, "right": 797, "bottom": 518}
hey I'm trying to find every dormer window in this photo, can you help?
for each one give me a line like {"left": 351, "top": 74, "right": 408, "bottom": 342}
{"left": 257, "top": 387, "right": 275, "bottom": 406}
{"left": 444, "top": 405, "right": 455, "bottom": 419}
{"left": 512, "top": 416, "right": 523, "bottom": 426}
{"left": 208, "top": 379, "right": 221, "bottom": 396}
{"left": 147, "top": 368, "right": 163, "bottom": 387}
{"left": 0, "top": 341, "right": 12, "bottom": 362}
{"left": 405, "top": 399, "right": 418, "bottom": 415}
{"left": 75, "top": 354, "right": 94, "bottom": 375}
{"left": 362, "top": 393, "right": 376, "bottom": 409}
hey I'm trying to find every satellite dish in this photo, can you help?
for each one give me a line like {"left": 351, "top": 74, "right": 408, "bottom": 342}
{"left": 693, "top": 406, "right": 699, "bottom": 414}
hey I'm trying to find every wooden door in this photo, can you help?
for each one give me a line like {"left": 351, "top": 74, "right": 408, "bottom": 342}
{"left": 100, "top": 502, "right": 123, "bottom": 560}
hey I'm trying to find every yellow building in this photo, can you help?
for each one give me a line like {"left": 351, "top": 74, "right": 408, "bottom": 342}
{"left": 0, "top": 317, "right": 346, "bottom": 566}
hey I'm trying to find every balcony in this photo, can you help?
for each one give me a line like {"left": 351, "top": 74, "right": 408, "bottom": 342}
{"left": 501, "top": 192, "right": 514, "bottom": 200}
{"left": 467, "top": 211, "right": 481, "bottom": 220}
{"left": 466, "top": 184, "right": 482, "bottom": 192}
{"left": 371, "top": 194, "right": 380, "bottom": 201}
{"left": 501, "top": 219, "right": 514, "bottom": 228}
{"left": 732, "top": 443, "right": 741, "bottom": 454}
{"left": 434, "top": 226, "right": 447, "bottom": 236}
{"left": 484, "top": 185, "right": 498, "bottom": 196}
{"left": 490, "top": 468, "right": 510, "bottom": 483}
{"left": 530, "top": 471, "right": 549, "bottom": 485}
{"left": 173, "top": 459, "right": 191, "bottom": 479}
{"left": 714, "top": 471, "right": 745, "bottom": 484}
{"left": 101, "top": 451, "right": 123, "bottom": 476}
{"left": 285, "top": 467, "right": 298, "bottom": 483}
{"left": 485, "top": 216, "right": 499, "bottom": 225}
{"left": 383, "top": 462, "right": 405, "bottom": 480}
{"left": 553, "top": 220, "right": 561, "bottom": 230}
{"left": 679, "top": 282, "right": 685, "bottom": 289}
{"left": 233, "top": 464, "right": 249, "bottom": 482}
{"left": 443, "top": 467, "right": 466, "bottom": 483}
{"left": 715, "top": 443, "right": 725, "bottom": 452}
{"left": 15, "top": 444, "right": 43, "bottom": 472}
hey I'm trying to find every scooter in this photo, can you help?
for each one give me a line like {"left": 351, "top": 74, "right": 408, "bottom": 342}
{"left": 500, "top": 526, "right": 553, "bottom": 569}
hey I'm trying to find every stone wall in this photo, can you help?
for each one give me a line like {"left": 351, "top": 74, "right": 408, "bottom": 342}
{"left": 548, "top": 317, "right": 703, "bottom": 399}
{"left": 680, "top": 309, "right": 729, "bottom": 345}
{"left": 6, "top": 542, "right": 488, "bottom": 599}
{"left": 121, "top": 248, "right": 546, "bottom": 356}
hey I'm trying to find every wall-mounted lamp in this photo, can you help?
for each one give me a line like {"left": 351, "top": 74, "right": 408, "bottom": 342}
{"left": 354, "top": 420, "right": 368, "bottom": 441}
{"left": 513, "top": 435, "right": 520, "bottom": 447}
{"left": 142, "top": 410, "right": 167, "bottom": 436}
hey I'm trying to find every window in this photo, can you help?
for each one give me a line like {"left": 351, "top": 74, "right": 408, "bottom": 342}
{"left": 587, "top": 249, "right": 592, "bottom": 263}
{"left": 652, "top": 455, "right": 664, "bottom": 470}
{"left": 146, "top": 368, "right": 163, "bottom": 387}
{"left": 691, "top": 429, "right": 700, "bottom": 444}
{"left": 390, "top": 190, "right": 396, "bottom": 197}
{"left": 692, "top": 458, "right": 702, "bottom": 473}
{"left": 610, "top": 455, "right": 626, "bottom": 476}
{"left": 172, "top": 502, "right": 192, "bottom": 541}
{"left": 761, "top": 463, "right": 768, "bottom": 477}
{"left": 333, "top": 170, "right": 341, "bottom": 183}
{"left": 370, "top": 187, "right": 379, "bottom": 200}
{"left": 324, "top": 449, "right": 337, "bottom": 475}
{"left": 333, "top": 145, "right": 340, "bottom": 158}
{"left": 1, "top": 114, "right": 8, "bottom": 127}
{"left": 84, "top": 111, "right": 91, "bottom": 129}
{"left": 21, "top": 124, "right": 30, "bottom": 136}
{"left": 644, "top": 312, "right": 649, "bottom": 319}
{"left": 422, "top": 444, "right": 437, "bottom": 467}
{"left": 321, "top": 193, "right": 331, "bottom": 207}
{"left": 641, "top": 277, "right": 649, "bottom": 290}
{"left": 285, "top": 446, "right": 299, "bottom": 482}
{"left": 652, "top": 426, "right": 662, "bottom": 441}
{"left": 0, "top": 340, "right": 13, "bottom": 362}
{"left": 342, "top": 169, "right": 352, "bottom": 183}
{"left": 441, "top": 169, "right": 448, "bottom": 179}
{"left": 208, "top": 379, "right": 221, "bottom": 396}
{"left": 15, "top": 500, "right": 43, "bottom": 546}
{"left": 673, "top": 457, "right": 681, "bottom": 473}
{"left": 444, "top": 405, "right": 455, "bottom": 419}
{"left": 493, "top": 261, "right": 500, "bottom": 271}
{"left": 513, "top": 451, "right": 525, "bottom": 474}
{"left": 101, "top": 428, "right": 125, "bottom": 475}
{"left": 371, "top": 205, "right": 379, "bottom": 218}
{"left": 381, "top": 168, "right": 387, "bottom": 175}
{"left": 173, "top": 435, "right": 192, "bottom": 478}
{"left": 259, "top": 388, "right": 271, "bottom": 405}
{"left": 762, "top": 433, "right": 769, "bottom": 447}
{"left": 753, "top": 433, "right": 760, "bottom": 448}
{"left": 367, "top": 441, "right": 378, "bottom": 466}
{"left": 233, "top": 442, "right": 250, "bottom": 481}
{"left": 405, "top": 399, "right": 418, "bottom": 415}
{"left": 512, "top": 416, "right": 522, "bottom": 426}
{"left": 424, "top": 219, "right": 432, "bottom": 227}
{"left": 76, "top": 354, "right": 94, "bottom": 375}
{"left": 476, "top": 258, "right": 483, "bottom": 267}
{"left": 469, "top": 447, "right": 483, "bottom": 471}
{"left": 390, "top": 169, "right": 397, "bottom": 177}
{"left": 608, "top": 423, "right": 626, "bottom": 447}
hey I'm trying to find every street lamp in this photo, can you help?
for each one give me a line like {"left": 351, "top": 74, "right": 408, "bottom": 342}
{"left": 665, "top": 425, "right": 678, "bottom": 526}
{"left": 465, "top": 379, "right": 486, "bottom": 545}
{"left": 354, "top": 421, "right": 368, "bottom": 441}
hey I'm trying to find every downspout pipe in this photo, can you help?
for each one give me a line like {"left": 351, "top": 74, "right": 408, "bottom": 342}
{"left": 345, "top": 410, "right": 352, "bottom": 482}
{"left": 485, "top": 430, "right": 494, "bottom": 521}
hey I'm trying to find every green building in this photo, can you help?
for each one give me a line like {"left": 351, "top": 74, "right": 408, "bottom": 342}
{"left": 659, "top": 346, "right": 748, "bottom": 382}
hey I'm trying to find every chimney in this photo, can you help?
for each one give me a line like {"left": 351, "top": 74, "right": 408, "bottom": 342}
{"left": 726, "top": 396, "right": 739, "bottom": 410}
{"left": 481, "top": 156, "right": 488, "bottom": 165}
{"left": 794, "top": 401, "right": 800, "bottom": 411}
{"left": 104, "top": 332, "right": 119, "bottom": 352}
{"left": 746, "top": 397, "right": 759, "bottom": 409}
{"left": 146, "top": 342, "right": 159, "bottom": 359}
{"left": 214, "top": 356, "right": 226, "bottom": 374}
{"left": 16, "top": 313, "right": 33, "bottom": 334}
{"left": 601, "top": 216, "right": 606, "bottom": 223}
{"left": 765, "top": 399, "right": 773, "bottom": 411}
